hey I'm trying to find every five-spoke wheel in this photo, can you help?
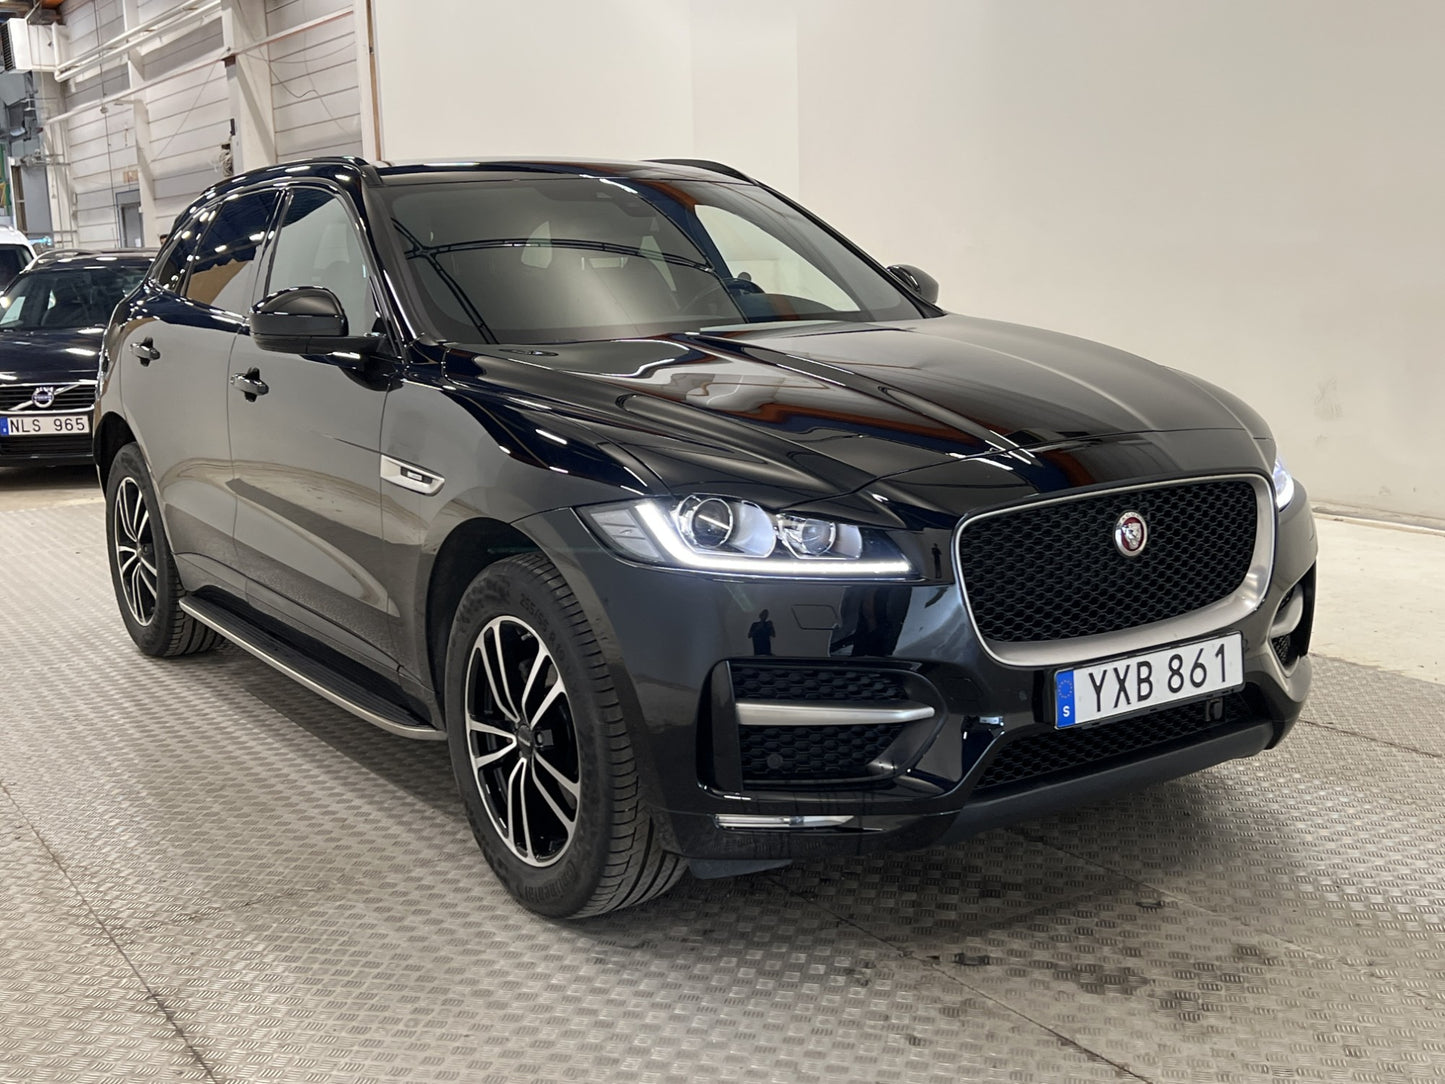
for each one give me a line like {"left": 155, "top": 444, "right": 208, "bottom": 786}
{"left": 464, "top": 615, "right": 581, "bottom": 867}
{"left": 104, "top": 443, "right": 218, "bottom": 657}
{"left": 112, "top": 476, "right": 159, "bottom": 627}
{"left": 445, "top": 552, "right": 686, "bottom": 917}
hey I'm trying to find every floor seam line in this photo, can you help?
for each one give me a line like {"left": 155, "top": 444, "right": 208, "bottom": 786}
{"left": 1296, "top": 716, "right": 1442, "bottom": 759}
{"left": 0, "top": 776, "right": 223, "bottom": 1084}
{"left": 1311, "top": 651, "right": 1445, "bottom": 691}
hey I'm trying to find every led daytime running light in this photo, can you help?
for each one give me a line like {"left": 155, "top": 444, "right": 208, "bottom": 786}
{"left": 1272, "top": 455, "right": 1295, "bottom": 510}
{"left": 631, "top": 501, "right": 912, "bottom": 577}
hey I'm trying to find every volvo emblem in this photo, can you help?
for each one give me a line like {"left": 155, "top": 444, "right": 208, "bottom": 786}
{"left": 31, "top": 386, "right": 57, "bottom": 409}
{"left": 1113, "top": 510, "right": 1148, "bottom": 557}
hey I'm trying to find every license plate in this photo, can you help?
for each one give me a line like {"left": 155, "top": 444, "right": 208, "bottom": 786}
{"left": 1054, "top": 632, "right": 1243, "bottom": 728}
{"left": 0, "top": 413, "right": 91, "bottom": 437}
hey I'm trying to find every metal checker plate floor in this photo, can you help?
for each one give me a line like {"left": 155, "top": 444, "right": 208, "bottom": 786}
{"left": 2, "top": 499, "right": 1444, "bottom": 1084}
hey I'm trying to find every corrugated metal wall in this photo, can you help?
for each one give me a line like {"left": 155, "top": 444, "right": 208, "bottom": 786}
{"left": 49, "top": 0, "right": 361, "bottom": 246}
{"left": 140, "top": 1, "right": 230, "bottom": 230}
{"left": 55, "top": 0, "right": 137, "bottom": 248}
{"left": 268, "top": 0, "right": 362, "bottom": 160}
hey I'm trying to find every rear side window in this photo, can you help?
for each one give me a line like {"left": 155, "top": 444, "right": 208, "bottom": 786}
{"left": 183, "top": 191, "right": 282, "bottom": 313}
{"left": 153, "top": 214, "right": 203, "bottom": 293}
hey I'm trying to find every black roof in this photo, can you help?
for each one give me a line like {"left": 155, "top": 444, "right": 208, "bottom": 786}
{"left": 185, "top": 155, "right": 755, "bottom": 209}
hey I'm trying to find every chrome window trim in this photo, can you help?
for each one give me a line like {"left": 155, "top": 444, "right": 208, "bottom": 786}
{"left": 952, "top": 472, "right": 1275, "bottom": 669}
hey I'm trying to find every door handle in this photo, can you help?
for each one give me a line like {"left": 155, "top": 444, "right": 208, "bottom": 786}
{"left": 230, "top": 368, "right": 269, "bottom": 401}
{"left": 131, "top": 338, "right": 160, "bottom": 365}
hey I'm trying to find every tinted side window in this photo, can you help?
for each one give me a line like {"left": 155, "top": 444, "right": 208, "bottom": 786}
{"left": 184, "top": 191, "right": 282, "bottom": 312}
{"left": 153, "top": 213, "right": 203, "bottom": 293}
{"left": 265, "top": 188, "right": 376, "bottom": 335}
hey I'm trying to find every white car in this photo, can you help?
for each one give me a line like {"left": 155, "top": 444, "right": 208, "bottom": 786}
{"left": 0, "top": 225, "right": 37, "bottom": 291}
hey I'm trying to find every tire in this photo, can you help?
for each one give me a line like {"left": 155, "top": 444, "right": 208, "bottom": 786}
{"left": 444, "top": 552, "right": 685, "bottom": 917}
{"left": 104, "top": 443, "right": 219, "bottom": 658}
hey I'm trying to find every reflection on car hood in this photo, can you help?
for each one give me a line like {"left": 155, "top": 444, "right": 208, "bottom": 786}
{"left": 0, "top": 326, "right": 105, "bottom": 384}
{"left": 443, "top": 314, "right": 1272, "bottom": 516}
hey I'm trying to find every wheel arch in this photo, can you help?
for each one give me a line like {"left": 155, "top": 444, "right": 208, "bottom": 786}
{"left": 94, "top": 413, "right": 138, "bottom": 489}
{"left": 424, "top": 516, "right": 542, "bottom": 711}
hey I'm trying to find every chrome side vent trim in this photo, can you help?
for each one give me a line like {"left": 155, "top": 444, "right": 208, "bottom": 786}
{"left": 381, "top": 455, "right": 445, "bottom": 495}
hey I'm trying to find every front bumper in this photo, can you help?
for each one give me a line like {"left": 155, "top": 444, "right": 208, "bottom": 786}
{"left": 0, "top": 416, "right": 95, "bottom": 466}
{"left": 520, "top": 486, "right": 1316, "bottom": 865}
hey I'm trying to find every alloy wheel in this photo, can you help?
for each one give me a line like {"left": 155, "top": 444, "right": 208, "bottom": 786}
{"left": 464, "top": 615, "right": 581, "bottom": 867}
{"left": 113, "top": 477, "right": 158, "bottom": 627}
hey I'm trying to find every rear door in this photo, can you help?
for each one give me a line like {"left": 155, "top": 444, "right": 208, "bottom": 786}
{"left": 114, "top": 190, "right": 281, "bottom": 583}
{"left": 227, "top": 184, "right": 398, "bottom": 666}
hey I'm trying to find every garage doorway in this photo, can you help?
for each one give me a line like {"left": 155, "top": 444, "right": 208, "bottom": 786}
{"left": 115, "top": 188, "right": 144, "bottom": 248}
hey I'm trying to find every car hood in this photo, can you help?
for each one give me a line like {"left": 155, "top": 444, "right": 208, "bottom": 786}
{"left": 442, "top": 314, "right": 1272, "bottom": 519}
{"left": 0, "top": 326, "right": 106, "bottom": 384}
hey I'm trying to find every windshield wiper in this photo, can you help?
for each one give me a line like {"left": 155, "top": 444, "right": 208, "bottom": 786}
{"left": 405, "top": 237, "right": 714, "bottom": 273}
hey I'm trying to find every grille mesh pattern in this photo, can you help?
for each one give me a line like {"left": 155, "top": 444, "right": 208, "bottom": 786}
{"left": 1272, "top": 636, "right": 1294, "bottom": 666}
{"left": 973, "top": 693, "right": 1252, "bottom": 793}
{"left": 1272, "top": 586, "right": 1302, "bottom": 667}
{"left": 0, "top": 385, "right": 96, "bottom": 412}
{"left": 0, "top": 434, "right": 92, "bottom": 458}
{"left": 957, "top": 480, "right": 1258, "bottom": 643}
{"left": 731, "top": 666, "right": 907, "bottom": 702}
{"left": 740, "top": 723, "right": 904, "bottom": 784}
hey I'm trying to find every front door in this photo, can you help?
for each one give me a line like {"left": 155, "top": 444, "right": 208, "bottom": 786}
{"left": 227, "top": 185, "right": 397, "bottom": 666}
{"left": 116, "top": 190, "right": 280, "bottom": 581}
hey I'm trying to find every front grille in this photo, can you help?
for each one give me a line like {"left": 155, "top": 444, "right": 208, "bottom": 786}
{"left": 972, "top": 693, "right": 1253, "bottom": 794}
{"left": 1271, "top": 636, "right": 1293, "bottom": 666}
{"left": 0, "top": 434, "right": 92, "bottom": 458}
{"left": 740, "top": 722, "right": 904, "bottom": 784}
{"left": 0, "top": 384, "right": 97, "bottom": 412}
{"left": 730, "top": 665, "right": 908, "bottom": 702}
{"left": 957, "top": 479, "right": 1258, "bottom": 643}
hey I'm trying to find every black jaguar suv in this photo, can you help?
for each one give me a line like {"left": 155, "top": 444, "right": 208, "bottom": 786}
{"left": 95, "top": 156, "right": 1315, "bottom": 916}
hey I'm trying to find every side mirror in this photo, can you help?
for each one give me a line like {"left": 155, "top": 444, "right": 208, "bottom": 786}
{"left": 886, "top": 264, "right": 940, "bottom": 305}
{"left": 248, "top": 286, "right": 377, "bottom": 354}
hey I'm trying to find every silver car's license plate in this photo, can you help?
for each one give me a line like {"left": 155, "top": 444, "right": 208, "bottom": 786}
{"left": 1054, "top": 632, "right": 1244, "bottom": 728}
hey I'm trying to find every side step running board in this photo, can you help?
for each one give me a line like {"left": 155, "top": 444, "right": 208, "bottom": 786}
{"left": 180, "top": 597, "right": 443, "bottom": 741}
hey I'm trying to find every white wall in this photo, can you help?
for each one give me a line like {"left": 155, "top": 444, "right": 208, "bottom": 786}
{"left": 370, "top": 0, "right": 1445, "bottom": 522}
{"left": 372, "top": 0, "right": 693, "bottom": 162}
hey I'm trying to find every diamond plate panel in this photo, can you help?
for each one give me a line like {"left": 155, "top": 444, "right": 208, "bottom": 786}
{"left": 119, "top": 866, "right": 1129, "bottom": 1084}
{"left": 1007, "top": 669, "right": 1445, "bottom": 998}
{"left": 4, "top": 499, "right": 1445, "bottom": 1083}
{"left": 0, "top": 788, "right": 212, "bottom": 1083}
{"left": 1304, "top": 655, "right": 1445, "bottom": 757}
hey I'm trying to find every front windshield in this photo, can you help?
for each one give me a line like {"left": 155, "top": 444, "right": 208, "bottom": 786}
{"left": 383, "top": 177, "right": 925, "bottom": 344}
{"left": 0, "top": 266, "right": 146, "bottom": 331}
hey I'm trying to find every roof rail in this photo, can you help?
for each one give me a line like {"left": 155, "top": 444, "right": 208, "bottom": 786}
{"left": 647, "top": 158, "right": 754, "bottom": 183}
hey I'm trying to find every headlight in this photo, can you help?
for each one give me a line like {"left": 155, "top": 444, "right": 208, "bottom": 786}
{"left": 583, "top": 497, "right": 913, "bottom": 578}
{"left": 1272, "top": 454, "right": 1295, "bottom": 510}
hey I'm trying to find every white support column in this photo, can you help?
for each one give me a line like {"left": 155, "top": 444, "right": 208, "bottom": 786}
{"left": 220, "top": 0, "right": 276, "bottom": 173}
{"left": 353, "top": 0, "right": 381, "bottom": 158}
{"left": 36, "top": 71, "right": 78, "bottom": 247}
